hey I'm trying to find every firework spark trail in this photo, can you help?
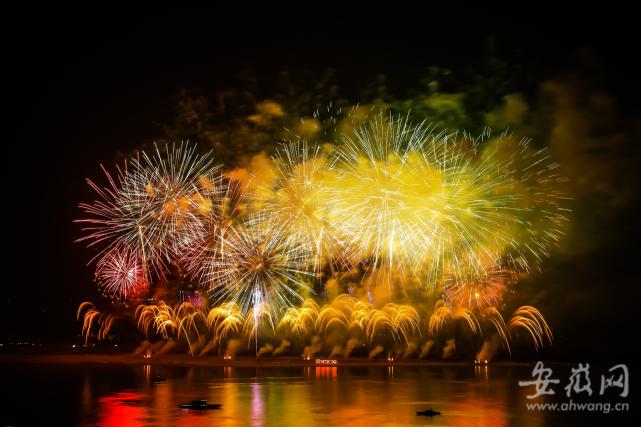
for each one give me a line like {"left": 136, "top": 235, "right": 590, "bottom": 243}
{"left": 94, "top": 246, "right": 148, "bottom": 301}
{"left": 279, "top": 299, "right": 319, "bottom": 337}
{"left": 120, "top": 143, "right": 222, "bottom": 265}
{"left": 242, "top": 300, "right": 275, "bottom": 349}
{"left": 76, "top": 143, "right": 221, "bottom": 281}
{"left": 428, "top": 300, "right": 453, "bottom": 337}
{"left": 177, "top": 176, "right": 246, "bottom": 286}
{"left": 176, "top": 302, "right": 206, "bottom": 345}
{"left": 365, "top": 303, "right": 422, "bottom": 344}
{"left": 316, "top": 294, "right": 359, "bottom": 335}
{"left": 204, "top": 302, "right": 244, "bottom": 353}
{"left": 482, "top": 307, "right": 511, "bottom": 355}
{"left": 131, "top": 294, "right": 552, "bottom": 357}
{"left": 443, "top": 265, "right": 511, "bottom": 310}
{"left": 136, "top": 301, "right": 207, "bottom": 354}
{"left": 75, "top": 116, "right": 567, "bottom": 358}
{"left": 252, "top": 287, "right": 262, "bottom": 353}
{"left": 428, "top": 300, "right": 481, "bottom": 336}
{"left": 330, "top": 115, "right": 448, "bottom": 283}
{"left": 329, "top": 116, "right": 569, "bottom": 292}
{"left": 267, "top": 141, "right": 346, "bottom": 273}
{"left": 207, "top": 211, "right": 314, "bottom": 319}
{"left": 509, "top": 305, "right": 553, "bottom": 350}
{"left": 77, "top": 302, "right": 116, "bottom": 345}
{"left": 136, "top": 302, "right": 176, "bottom": 339}
{"left": 476, "top": 133, "right": 571, "bottom": 272}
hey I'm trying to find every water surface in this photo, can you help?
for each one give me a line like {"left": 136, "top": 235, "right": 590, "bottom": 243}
{"left": 0, "top": 362, "right": 626, "bottom": 426}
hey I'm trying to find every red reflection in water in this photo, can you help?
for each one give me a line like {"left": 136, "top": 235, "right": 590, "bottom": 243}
{"left": 97, "top": 392, "right": 146, "bottom": 427}
{"left": 315, "top": 367, "right": 337, "bottom": 378}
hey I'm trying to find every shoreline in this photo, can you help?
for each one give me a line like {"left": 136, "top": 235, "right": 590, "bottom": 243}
{"left": 0, "top": 353, "right": 534, "bottom": 367}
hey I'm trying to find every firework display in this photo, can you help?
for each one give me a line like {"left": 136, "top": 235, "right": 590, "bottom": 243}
{"left": 76, "top": 114, "right": 568, "bottom": 359}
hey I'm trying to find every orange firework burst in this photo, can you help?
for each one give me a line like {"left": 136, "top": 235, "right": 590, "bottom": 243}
{"left": 442, "top": 266, "right": 512, "bottom": 311}
{"left": 77, "top": 302, "right": 117, "bottom": 345}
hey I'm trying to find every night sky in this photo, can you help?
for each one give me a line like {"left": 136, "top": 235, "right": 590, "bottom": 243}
{"left": 6, "top": 7, "right": 640, "bottom": 363}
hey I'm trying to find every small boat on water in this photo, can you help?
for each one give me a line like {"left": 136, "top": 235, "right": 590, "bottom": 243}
{"left": 179, "top": 400, "right": 222, "bottom": 410}
{"left": 151, "top": 375, "right": 166, "bottom": 383}
{"left": 416, "top": 408, "right": 441, "bottom": 416}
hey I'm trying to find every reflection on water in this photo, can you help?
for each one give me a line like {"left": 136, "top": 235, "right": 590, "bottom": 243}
{"left": 313, "top": 366, "right": 337, "bottom": 378}
{"left": 97, "top": 392, "right": 146, "bottom": 427}
{"left": 0, "top": 362, "right": 618, "bottom": 426}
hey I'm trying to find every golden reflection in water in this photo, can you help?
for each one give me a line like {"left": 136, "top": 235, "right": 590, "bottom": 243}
{"left": 444, "top": 367, "right": 542, "bottom": 427}
{"left": 475, "top": 365, "right": 489, "bottom": 381}
{"left": 143, "top": 364, "right": 151, "bottom": 382}
{"left": 220, "top": 374, "right": 240, "bottom": 426}
{"left": 82, "top": 366, "right": 549, "bottom": 427}
{"left": 153, "top": 372, "right": 172, "bottom": 427}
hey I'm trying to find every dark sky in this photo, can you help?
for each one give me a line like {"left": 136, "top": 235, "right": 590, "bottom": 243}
{"left": 5, "top": 7, "right": 640, "bottom": 362}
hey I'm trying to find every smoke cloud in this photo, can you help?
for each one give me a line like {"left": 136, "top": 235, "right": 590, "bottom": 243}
{"left": 442, "top": 339, "right": 456, "bottom": 359}
{"left": 273, "top": 339, "right": 291, "bottom": 356}
{"left": 302, "top": 336, "right": 323, "bottom": 358}
{"left": 257, "top": 343, "right": 274, "bottom": 357}
{"left": 419, "top": 340, "right": 434, "bottom": 358}
{"left": 368, "top": 345, "right": 384, "bottom": 359}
